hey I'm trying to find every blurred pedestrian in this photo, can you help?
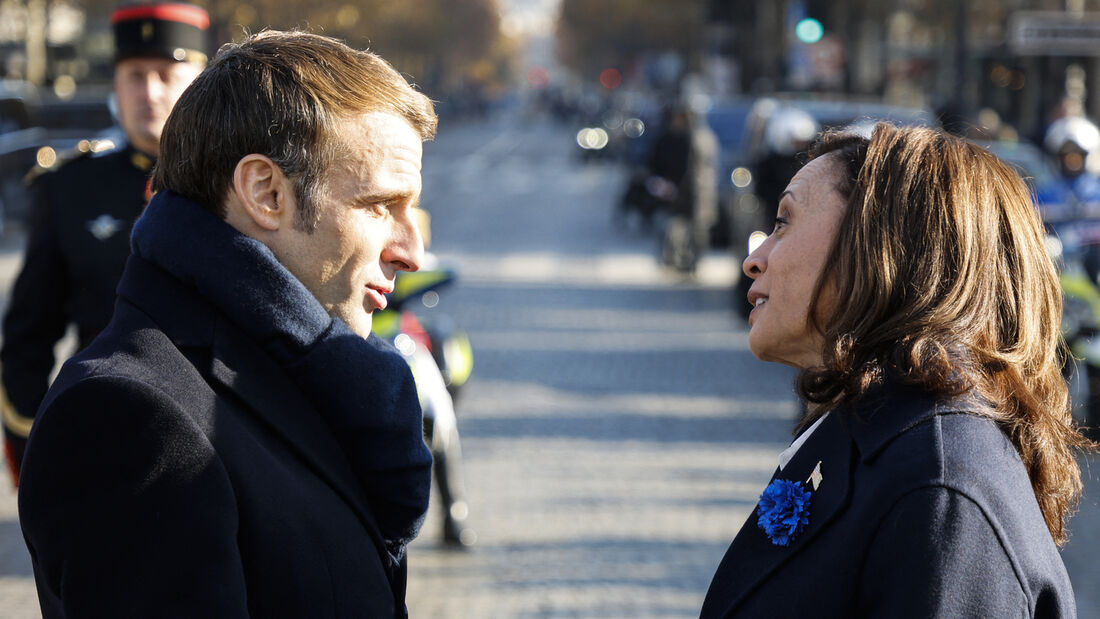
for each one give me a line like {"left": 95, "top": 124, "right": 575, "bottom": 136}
{"left": 702, "top": 124, "right": 1091, "bottom": 617}
{"left": 754, "top": 108, "right": 818, "bottom": 224}
{"left": 733, "top": 107, "right": 818, "bottom": 318}
{"left": 1044, "top": 113, "right": 1100, "bottom": 220}
{"left": 19, "top": 30, "right": 435, "bottom": 617}
{"left": 650, "top": 104, "right": 718, "bottom": 274}
{"left": 0, "top": 2, "right": 208, "bottom": 486}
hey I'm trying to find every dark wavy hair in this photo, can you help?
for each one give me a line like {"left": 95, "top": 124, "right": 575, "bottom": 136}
{"left": 801, "top": 123, "right": 1092, "bottom": 545}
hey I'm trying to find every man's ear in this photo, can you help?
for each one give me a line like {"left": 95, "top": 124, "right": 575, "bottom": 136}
{"left": 231, "top": 154, "right": 293, "bottom": 232}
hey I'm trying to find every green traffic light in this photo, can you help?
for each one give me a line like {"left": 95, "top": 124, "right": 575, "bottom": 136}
{"left": 795, "top": 18, "right": 824, "bottom": 44}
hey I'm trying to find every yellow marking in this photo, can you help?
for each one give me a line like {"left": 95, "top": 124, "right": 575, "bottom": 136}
{"left": 131, "top": 152, "right": 153, "bottom": 171}
{"left": 412, "top": 208, "right": 432, "bottom": 249}
{"left": 0, "top": 386, "right": 33, "bottom": 439}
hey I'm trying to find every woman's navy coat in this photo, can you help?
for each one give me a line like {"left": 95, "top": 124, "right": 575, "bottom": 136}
{"left": 701, "top": 384, "right": 1077, "bottom": 618}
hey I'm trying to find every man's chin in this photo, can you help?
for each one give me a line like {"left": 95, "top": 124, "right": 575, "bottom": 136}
{"left": 326, "top": 303, "right": 374, "bottom": 339}
{"left": 125, "top": 129, "right": 160, "bottom": 156}
{"left": 342, "top": 314, "right": 374, "bottom": 339}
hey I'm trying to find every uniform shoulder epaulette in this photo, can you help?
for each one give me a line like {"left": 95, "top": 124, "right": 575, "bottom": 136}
{"left": 22, "top": 138, "right": 121, "bottom": 185}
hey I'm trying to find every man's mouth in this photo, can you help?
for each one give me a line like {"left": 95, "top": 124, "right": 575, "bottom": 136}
{"left": 365, "top": 286, "right": 392, "bottom": 311}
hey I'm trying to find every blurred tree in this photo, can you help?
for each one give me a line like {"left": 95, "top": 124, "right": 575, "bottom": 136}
{"left": 68, "top": 0, "right": 510, "bottom": 99}
{"left": 556, "top": 0, "right": 707, "bottom": 81}
{"left": 346, "top": 0, "right": 505, "bottom": 94}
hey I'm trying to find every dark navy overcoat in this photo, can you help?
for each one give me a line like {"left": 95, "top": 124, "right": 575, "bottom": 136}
{"left": 19, "top": 252, "right": 407, "bottom": 618}
{"left": 701, "top": 384, "right": 1077, "bottom": 618}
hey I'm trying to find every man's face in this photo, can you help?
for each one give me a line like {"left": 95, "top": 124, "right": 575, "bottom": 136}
{"left": 273, "top": 111, "right": 425, "bottom": 338}
{"left": 113, "top": 57, "right": 202, "bottom": 156}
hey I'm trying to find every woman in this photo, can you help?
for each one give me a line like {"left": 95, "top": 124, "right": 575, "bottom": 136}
{"left": 701, "top": 124, "right": 1092, "bottom": 618}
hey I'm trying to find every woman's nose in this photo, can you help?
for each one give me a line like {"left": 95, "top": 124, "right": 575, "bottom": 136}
{"left": 743, "top": 249, "right": 766, "bottom": 279}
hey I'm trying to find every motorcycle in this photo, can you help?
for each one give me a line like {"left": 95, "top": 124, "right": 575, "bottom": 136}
{"left": 372, "top": 254, "right": 476, "bottom": 547}
{"left": 1049, "top": 220, "right": 1100, "bottom": 437}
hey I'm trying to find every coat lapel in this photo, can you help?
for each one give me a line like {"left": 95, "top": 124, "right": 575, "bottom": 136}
{"left": 119, "top": 254, "right": 390, "bottom": 560}
{"left": 702, "top": 412, "right": 856, "bottom": 618}
{"left": 205, "top": 317, "right": 389, "bottom": 551}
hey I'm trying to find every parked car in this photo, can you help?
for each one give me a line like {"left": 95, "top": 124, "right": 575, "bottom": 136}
{"left": 977, "top": 139, "right": 1079, "bottom": 225}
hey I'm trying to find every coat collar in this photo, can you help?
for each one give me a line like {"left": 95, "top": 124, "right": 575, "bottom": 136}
{"left": 841, "top": 381, "right": 989, "bottom": 464}
{"left": 702, "top": 380, "right": 988, "bottom": 618}
{"left": 116, "top": 255, "right": 389, "bottom": 560}
{"left": 702, "top": 410, "right": 855, "bottom": 618}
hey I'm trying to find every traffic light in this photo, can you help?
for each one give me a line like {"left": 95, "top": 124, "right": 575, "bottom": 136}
{"left": 795, "top": 18, "right": 823, "bottom": 44}
{"left": 795, "top": 0, "right": 829, "bottom": 44}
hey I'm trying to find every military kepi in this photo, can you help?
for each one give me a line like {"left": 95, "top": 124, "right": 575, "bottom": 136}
{"left": 111, "top": 2, "right": 210, "bottom": 64}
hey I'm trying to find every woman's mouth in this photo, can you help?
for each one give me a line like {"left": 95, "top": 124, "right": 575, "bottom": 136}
{"left": 747, "top": 292, "right": 768, "bottom": 323}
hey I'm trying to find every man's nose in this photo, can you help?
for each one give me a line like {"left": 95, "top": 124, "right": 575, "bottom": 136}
{"left": 140, "top": 72, "right": 166, "bottom": 101}
{"left": 385, "top": 216, "right": 423, "bottom": 273}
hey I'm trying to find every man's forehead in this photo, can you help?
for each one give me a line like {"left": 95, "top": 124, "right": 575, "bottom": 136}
{"left": 342, "top": 112, "right": 423, "bottom": 169}
{"left": 352, "top": 111, "right": 420, "bottom": 143}
{"left": 329, "top": 112, "right": 423, "bottom": 196}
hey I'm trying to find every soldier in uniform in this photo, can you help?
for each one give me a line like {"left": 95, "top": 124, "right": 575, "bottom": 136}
{"left": 0, "top": 3, "right": 209, "bottom": 485}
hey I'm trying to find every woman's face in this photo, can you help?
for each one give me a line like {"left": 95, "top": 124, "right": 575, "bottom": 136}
{"left": 742, "top": 155, "right": 848, "bottom": 369}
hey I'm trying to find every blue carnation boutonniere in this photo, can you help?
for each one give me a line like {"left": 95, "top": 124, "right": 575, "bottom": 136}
{"left": 756, "top": 478, "right": 812, "bottom": 547}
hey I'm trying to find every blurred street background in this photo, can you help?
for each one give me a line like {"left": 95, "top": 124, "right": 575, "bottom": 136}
{"left": 2, "top": 0, "right": 1100, "bottom": 617}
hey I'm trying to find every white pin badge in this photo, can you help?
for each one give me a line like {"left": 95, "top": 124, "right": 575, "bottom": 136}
{"left": 807, "top": 461, "right": 823, "bottom": 491}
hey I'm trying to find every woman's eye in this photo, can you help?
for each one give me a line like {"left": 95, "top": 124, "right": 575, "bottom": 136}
{"left": 774, "top": 216, "right": 789, "bottom": 231}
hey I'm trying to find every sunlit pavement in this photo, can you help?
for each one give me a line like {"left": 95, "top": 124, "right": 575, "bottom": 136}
{"left": 0, "top": 111, "right": 1094, "bottom": 617}
{"left": 399, "top": 111, "right": 791, "bottom": 617}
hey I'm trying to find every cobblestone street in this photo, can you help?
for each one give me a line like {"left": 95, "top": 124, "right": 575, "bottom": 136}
{"left": 0, "top": 115, "right": 1095, "bottom": 617}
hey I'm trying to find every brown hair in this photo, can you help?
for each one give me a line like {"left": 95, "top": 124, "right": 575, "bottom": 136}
{"left": 802, "top": 123, "right": 1091, "bottom": 545}
{"left": 151, "top": 30, "right": 437, "bottom": 228}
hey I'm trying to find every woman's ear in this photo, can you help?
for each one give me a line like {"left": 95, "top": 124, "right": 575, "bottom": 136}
{"left": 231, "top": 154, "right": 293, "bottom": 231}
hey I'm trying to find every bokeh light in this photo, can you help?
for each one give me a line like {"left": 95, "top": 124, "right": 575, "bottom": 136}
{"left": 527, "top": 66, "right": 550, "bottom": 89}
{"left": 731, "top": 167, "right": 753, "bottom": 188}
{"left": 748, "top": 230, "right": 769, "bottom": 254}
{"left": 36, "top": 147, "right": 57, "bottom": 169}
{"left": 599, "top": 68, "right": 622, "bottom": 90}
{"left": 336, "top": 5, "right": 360, "bottom": 28}
{"left": 52, "top": 75, "right": 76, "bottom": 99}
{"left": 623, "top": 118, "right": 645, "bottom": 138}
{"left": 795, "top": 18, "right": 823, "bottom": 44}
{"left": 576, "top": 127, "right": 609, "bottom": 150}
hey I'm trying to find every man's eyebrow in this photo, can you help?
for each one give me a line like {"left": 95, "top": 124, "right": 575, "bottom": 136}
{"left": 779, "top": 190, "right": 793, "bottom": 202}
{"left": 358, "top": 191, "right": 419, "bottom": 207}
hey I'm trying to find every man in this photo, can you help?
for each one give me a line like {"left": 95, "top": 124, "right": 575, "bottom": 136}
{"left": 18, "top": 30, "right": 435, "bottom": 617}
{"left": 0, "top": 2, "right": 208, "bottom": 485}
{"left": 650, "top": 104, "right": 718, "bottom": 275}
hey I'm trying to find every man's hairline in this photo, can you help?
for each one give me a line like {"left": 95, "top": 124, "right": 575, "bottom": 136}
{"left": 216, "top": 109, "right": 429, "bottom": 228}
